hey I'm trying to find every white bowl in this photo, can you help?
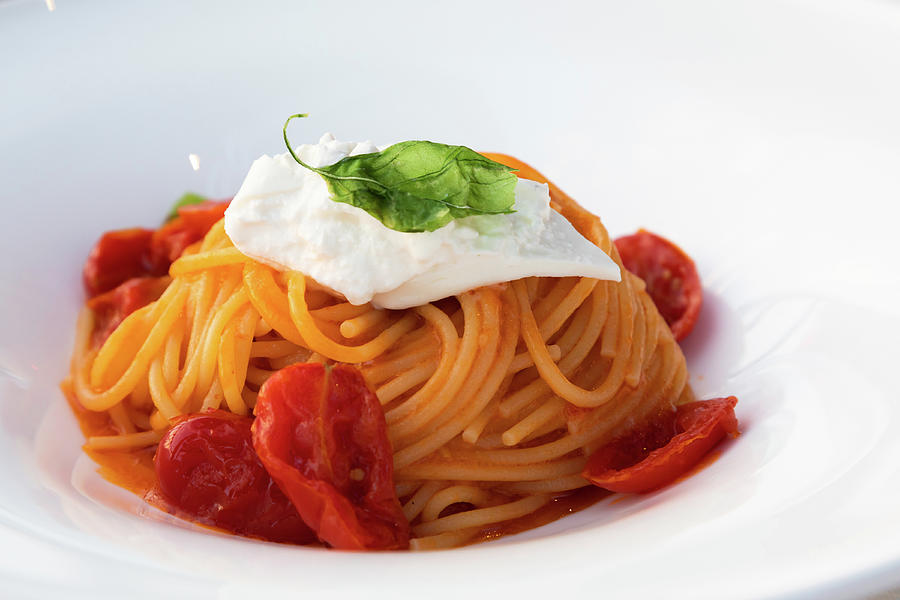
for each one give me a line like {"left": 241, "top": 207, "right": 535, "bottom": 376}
{"left": 2, "top": 1, "right": 900, "bottom": 598}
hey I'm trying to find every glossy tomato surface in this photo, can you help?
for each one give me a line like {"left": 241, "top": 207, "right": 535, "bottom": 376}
{"left": 614, "top": 229, "right": 702, "bottom": 341}
{"left": 86, "top": 276, "right": 168, "bottom": 345}
{"left": 147, "top": 200, "right": 229, "bottom": 272}
{"left": 584, "top": 397, "right": 739, "bottom": 493}
{"left": 253, "top": 363, "right": 409, "bottom": 550}
{"left": 82, "top": 200, "right": 229, "bottom": 297}
{"left": 154, "top": 410, "right": 314, "bottom": 544}
{"left": 82, "top": 228, "right": 155, "bottom": 298}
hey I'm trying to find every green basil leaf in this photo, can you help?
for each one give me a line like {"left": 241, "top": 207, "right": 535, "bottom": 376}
{"left": 283, "top": 114, "right": 517, "bottom": 232}
{"left": 166, "top": 192, "right": 207, "bottom": 221}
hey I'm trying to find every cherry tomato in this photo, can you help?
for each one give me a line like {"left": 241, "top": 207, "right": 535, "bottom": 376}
{"left": 614, "top": 229, "right": 702, "bottom": 341}
{"left": 147, "top": 201, "right": 229, "bottom": 273}
{"left": 82, "top": 228, "right": 155, "bottom": 297}
{"left": 155, "top": 410, "right": 315, "bottom": 544}
{"left": 87, "top": 276, "right": 169, "bottom": 346}
{"left": 82, "top": 200, "right": 228, "bottom": 298}
{"left": 253, "top": 363, "right": 409, "bottom": 550}
{"left": 583, "top": 397, "right": 739, "bottom": 493}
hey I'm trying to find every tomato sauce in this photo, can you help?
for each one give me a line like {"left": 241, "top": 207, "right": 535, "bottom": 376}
{"left": 63, "top": 383, "right": 157, "bottom": 496}
{"left": 471, "top": 486, "right": 611, "bottom": 545}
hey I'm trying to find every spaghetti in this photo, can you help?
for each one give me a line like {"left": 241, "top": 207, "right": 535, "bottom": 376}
{"left": 66, "top": 155, "right": 720, "bottom": 551}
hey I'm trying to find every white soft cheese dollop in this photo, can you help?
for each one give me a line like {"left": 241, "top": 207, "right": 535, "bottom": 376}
{"left": 224, "top": 134, "right": 620, "bottom": 309}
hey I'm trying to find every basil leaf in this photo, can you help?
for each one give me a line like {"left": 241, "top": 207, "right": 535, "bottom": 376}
{"left": 283, "top": 114, "right": 517, "bottom": 232}
{"left": 166, "top": 192, "right": 207, "bottom": 221}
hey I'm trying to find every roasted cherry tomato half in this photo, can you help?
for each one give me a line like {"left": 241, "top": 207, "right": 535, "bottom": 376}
{"left": 83, "top": 200, "right": 229, "bottom": 298}
{"left": 87, "top": 276, "right": 169, "bottom": 346}
{"left": 147, "top": 200, "right": 229, "bottom": 273}
{"left": 253, "top": 363, "right": 409, "bottom": 550}
{"left": 82, "top": 228, "right": 155, "bottom": 297}
{"left": 583, "top": 397, "right": 739, "bottom": 493}
{"left": 154, "top": 410, "right": 315, "bottom": 544}
{"left": 614, "top": 229, "right": 702, "bottom": 341}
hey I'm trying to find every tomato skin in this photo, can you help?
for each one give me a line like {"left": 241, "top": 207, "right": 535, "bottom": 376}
{"left": 82, "top": 228, "right": 155, "bottom": 297}
{"left": 86, "top": 276, "right": 169, "bottom": 345}
{"left": 147, "top": 201, "right": 229, "bottom": 273}
{"left": 82, "top": 200, "right": 229, "bottom": 298}
{"left": 253, "top": 363, "right": 409, "bottom": 550}
{"left": 583, "top": 397, "right": 739, "bottom": 493}
{"left": 154, "top": 410, "right": 315, "bottom": 544}
{"left": 614, "top": 229, "right": 702, "bottom": 341}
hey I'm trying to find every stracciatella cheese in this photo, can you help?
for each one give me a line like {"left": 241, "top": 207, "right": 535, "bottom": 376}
{"left": 224, "top": 134, "right": 620, "bottom": 309}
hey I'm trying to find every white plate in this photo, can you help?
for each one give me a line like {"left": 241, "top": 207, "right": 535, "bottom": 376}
{"left": 2, "top": 1, "right": 900, "bottom": 598}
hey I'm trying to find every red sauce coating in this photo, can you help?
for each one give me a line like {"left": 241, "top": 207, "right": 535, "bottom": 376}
{"left": 472, "top": 486, "right": 611, "bottom": 545}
